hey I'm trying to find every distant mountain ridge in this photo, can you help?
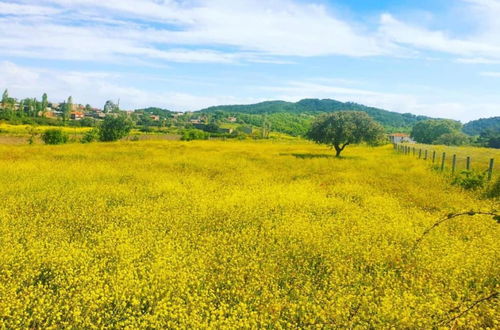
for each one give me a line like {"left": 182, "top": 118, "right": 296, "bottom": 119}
{"left": 197, "top": 98, "right": 435, "bottom": 135}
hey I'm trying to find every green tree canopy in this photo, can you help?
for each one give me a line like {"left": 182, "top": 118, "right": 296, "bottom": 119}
{"left": 479, "top": 129, "right": 500, "bottom": 149}
{"left": 41, "top": 93, "right": 48, "bottom": 115}
{"left": 434, "top": 131, "right": 471, "bottom": 146}
{"left": 411, "top": 119, "right": 462, "bottom": 144}
{"left": 307, "top": 111, "right": 385, "bottom": 157}
{"left": 42, "top": 129, "right": 69, "bottom": 145}
{"left": 103, "top": 100, "right": 119, "bottom": 113}
{"left": 99, "top": 115, "right": 132, "bottom": 142}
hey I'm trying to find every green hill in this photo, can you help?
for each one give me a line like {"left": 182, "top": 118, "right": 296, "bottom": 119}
{"left": 463, "top": 116, "right": 500, "bottom": 136}
{"left": 198, "top": 98, "right": 433, "bottom": 136}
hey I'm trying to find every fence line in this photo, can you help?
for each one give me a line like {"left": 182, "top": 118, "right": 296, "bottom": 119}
{"left": 393, "top": 143, "right": 496, "bottom": 181}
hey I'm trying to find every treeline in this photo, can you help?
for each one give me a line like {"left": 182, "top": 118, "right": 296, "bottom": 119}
{"left": 411, "top": 118, "right": 500, "bottom": 148}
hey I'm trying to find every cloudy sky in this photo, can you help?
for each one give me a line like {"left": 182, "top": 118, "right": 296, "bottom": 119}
{"left": 1, "top": 0, "right": 499, "bottom": 121}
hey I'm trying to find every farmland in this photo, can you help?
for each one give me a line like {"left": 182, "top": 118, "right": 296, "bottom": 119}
{"left": 0, "top": 140, "right": 498, "bottom": 328}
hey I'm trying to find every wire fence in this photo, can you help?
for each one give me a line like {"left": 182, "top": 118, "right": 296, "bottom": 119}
{"left": 393, "top": 143, "right": 497, "bottom": 181}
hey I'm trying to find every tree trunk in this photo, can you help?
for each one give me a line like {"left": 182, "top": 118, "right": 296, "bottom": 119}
{"left": 334, "top": 143, "right": 349, "bottom": 157}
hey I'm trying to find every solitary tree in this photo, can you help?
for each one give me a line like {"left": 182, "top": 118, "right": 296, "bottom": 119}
{"left": 307, "top": 111, "right": 385, "bottom": 157}
{"left": 99, "top": 115, "right": 132, "bottom": 142}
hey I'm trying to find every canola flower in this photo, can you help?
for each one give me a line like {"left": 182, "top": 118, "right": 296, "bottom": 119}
{"left": 0, "top": 140, "right": 498, "bottom": 328}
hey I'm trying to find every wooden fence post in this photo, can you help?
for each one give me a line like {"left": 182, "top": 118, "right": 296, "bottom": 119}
{"left": 432, "top": 151, "right": 436, "bottom": 163}
{"left": 441, "top": 152, "right": 446, "bottom": 171}
{"left": 413, "top": 147, "right": 415, "bottom": 156}
{"left": 466, "top": 156, "right": 470, "bottom": 171}
{"left": 487, "top": 159, "right": 494, "bottom": 181}
{"left": 452, "top": 154, "right": 457, "bottom": 175}
{"left": 424, "top": 150, "right": 428, "bottom": 160}
{"left": 418, "top": 149, "right": 422, "bottom": 159}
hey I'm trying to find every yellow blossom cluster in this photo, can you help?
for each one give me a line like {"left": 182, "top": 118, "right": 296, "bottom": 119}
{"left": 0, "top": 140, "right": 498, "bottom": 328}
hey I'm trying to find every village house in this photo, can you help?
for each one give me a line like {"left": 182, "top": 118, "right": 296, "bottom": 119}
{"left": 41, "top": 111, "right": 56, "bottom": 118}
{"left": 227, "top": 116, "right": 237, "bottom": 123}
{"left": 70, "top": 111, "right": 85, "bottom": 120}
{"left": 150, "top": 115, "right": 160, "bottom": 121}
{"left": 388, "top": 133, "right": 414, "bottom": 144}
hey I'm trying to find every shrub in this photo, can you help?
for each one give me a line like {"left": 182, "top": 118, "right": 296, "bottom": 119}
{"left": 140, "top": 126, "right": 153, "bottom": 133}
{"left": 41, "top": 129, "right": 69, "bottom": 145}
{"left": 99, "top": 115, "right": 133, "bottom": 142}
{"left": 484, "top": 177, "right": 500, "bottom": 199}
{"left": 181, "top": 129, "right": 209, "bottom": 141}
{"left": 81, "top": 128, "right": 100, "bottom": 144}
{"left": 434, "top": 132, "right": 471, "bottom": 146}
{"left": 452, "top": 170, "right": 486, "bottom": 190}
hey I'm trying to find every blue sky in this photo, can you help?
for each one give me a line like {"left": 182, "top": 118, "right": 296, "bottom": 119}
{"left": 0, "top": 0, "right": 499, "bottom": 122}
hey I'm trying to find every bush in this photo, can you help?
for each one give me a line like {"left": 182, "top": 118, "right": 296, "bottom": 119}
{"left": 81, "top": 128, "right": 100, "bottom": 144}
{"left": 41, "top": 129, "right": 69, "bottom": 145}
{"left": 99, "top": 115, "right": 133, "bottom": 142}
{"left": 452, "top": 170, "right": 486, "bottom": 190}
{"left": 434, "top": 132, "right": 471, "bottom": 146}
{"left": 484, "top": 177, "right": 500, "bottom": 199}
{"left": 181, "top": 129, "right": 209, "bottom": 141}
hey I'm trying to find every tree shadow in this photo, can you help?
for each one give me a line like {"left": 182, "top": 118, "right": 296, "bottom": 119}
{"left": 281, "top": 153, "right": 335, "bottom": 159}
{"left": 280, "top": 153, "right": 364, "bottom": 160}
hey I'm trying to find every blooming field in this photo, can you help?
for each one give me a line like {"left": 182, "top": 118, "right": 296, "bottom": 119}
{"left": 0, "top": 123, "right": 92, "bottom": 136}
{"left": 0, "top": 140, "right": 498, "bottom": 328}
{"left": 401, "top": 143, "right": 500, "bottom": 178}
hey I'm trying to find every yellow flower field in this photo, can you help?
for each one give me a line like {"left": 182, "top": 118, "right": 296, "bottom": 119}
{"left": 0, "top": 140, "right": 498, "bottom": 328}
{"left": 401, "top": 143, "right": 500, "bottom": 177}
{"left": 0, "top": 123, "right": 92, "bottom": 136}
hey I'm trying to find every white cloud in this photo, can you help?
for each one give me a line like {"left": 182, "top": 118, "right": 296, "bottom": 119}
{"left": 0, "top": 61, "right": 262, "bottom": 110}
{"left": 1, "top": 61, "right": 498, "bottom": 121}
{"left": 261, "top": 80, "right": 500, "bottom": 122}
{"left": 480, "top": 71, "right": 500, "bottom": 77}
{"left": 378, "top": 13, "right": 500, "bottom": 59}
{"left": 0, "top": 0, "right": 388, "bottom": 64}
{"left": 1, "top": 0, "right": 500, "bottom": 63}
{"left": 455, "top": 57, "right": 500, "bottom": 64}
{"left": 0, "top": 2, "right": 60, "bottom": 15}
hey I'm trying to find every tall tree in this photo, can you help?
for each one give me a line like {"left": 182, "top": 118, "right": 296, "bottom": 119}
{"left": 103, "top": 100, "right": 118, "bottom": 113}
{"left": 67, "top": 96, "right": 73, "bottom": 111}
{"left": 62, "top": 96, "right": 73, "bottom": 123}
{"left": 1, "top": 89, "right": 14, "bottom": 115}
{"left": 32, "top": 97, "right": 39, "bottom": 117}
{"left": 41, "top": 93, "right": 48, "bottom": 117}
{"left": 1, "top": 89, "right": 8, "bottom": 108}
{"left": 307, "top": 111, "right": 385, "bottom": 157}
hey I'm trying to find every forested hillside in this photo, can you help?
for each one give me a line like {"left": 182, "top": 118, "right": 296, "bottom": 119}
{"left": 198, "top": 98, "right": 434, "bottom": 135}
{"left": 463, "top": 117, "right": 500, "bottom": 136}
